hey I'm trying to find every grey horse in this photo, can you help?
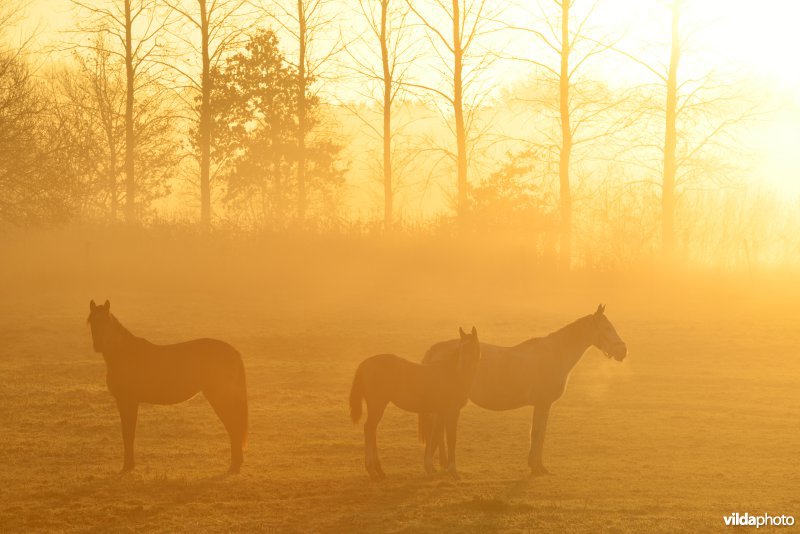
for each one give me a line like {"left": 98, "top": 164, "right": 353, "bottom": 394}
{"left": 420, "top": 304, "right": 627, "bottom": 476}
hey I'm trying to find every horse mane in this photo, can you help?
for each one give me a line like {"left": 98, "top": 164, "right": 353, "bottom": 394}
{"left": 514, "top": 314, "right": 593, "bottom": 349}
{"left": 422, "top": 339, "right": 461, "bottom": 368}
{"left": 549, "top": 314, "right": 593, "bottom": 339}
{"left": 108, "top": 313, "right": 136, "bottom": 339}
{"left": 86, "top": 311, "right": 136, "bottom": 340}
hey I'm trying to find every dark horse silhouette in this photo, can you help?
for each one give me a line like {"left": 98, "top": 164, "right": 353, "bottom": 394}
{"left": 421, "top": 305, "right": 627, "bottom": 476}
{"left": 349, "top": 327, "right": 481, "bottom": 480}
{"left": 87, "top": 300, "right": 248, "bottom": 473}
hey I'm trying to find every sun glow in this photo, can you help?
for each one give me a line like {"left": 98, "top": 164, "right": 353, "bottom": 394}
{"left": 698, "top": 0, "right": 800, "bottom": 193}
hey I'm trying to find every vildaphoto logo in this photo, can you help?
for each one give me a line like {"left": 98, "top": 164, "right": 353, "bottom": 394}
{"left": 724, "top": 513, "right": 795, "bottom": 528}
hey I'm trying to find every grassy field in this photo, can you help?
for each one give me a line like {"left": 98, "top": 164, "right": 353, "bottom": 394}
{"left": 1, "top": 233, "right": 799, "bottom": 532}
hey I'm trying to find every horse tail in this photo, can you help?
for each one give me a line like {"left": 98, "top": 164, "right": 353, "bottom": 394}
{"left": 349, "top": 364, "right": 364, "bottom": 424}
{"left": 235, "top": 353, "right": 249, "bottom": 451}
{"left": 418, "top": 412, "right": 433, "bottom": 444}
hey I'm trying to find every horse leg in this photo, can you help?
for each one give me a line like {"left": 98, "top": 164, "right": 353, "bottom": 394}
{"left": 364, "top": 400, "right": 386, "bottom": 481}
{"left": 424, "top": 415, "right": 446, "bottom": 472}
{"left": 205, "top": 388, "right": 246, "bottom": 474}
{"left": 529, "top": 403, "right": 552, "bottom": 476}
{"left": 437, "top": 416, "right": 448, "bottom": 470}
{"left": 117, "top": 399, "right": 138, "bottom": 472}
{"left": 445, "top": 409, "right": 460, "bottom": 479}
{"left": 424, "top": 415, "right": 444, "bottom": 476}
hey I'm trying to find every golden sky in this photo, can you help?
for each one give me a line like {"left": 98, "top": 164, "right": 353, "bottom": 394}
{"left": 15, "top": 0, "right": 800, "bottom": 195}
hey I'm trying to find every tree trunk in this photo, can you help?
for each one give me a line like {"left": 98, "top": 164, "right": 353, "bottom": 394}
{"left": 199, "top": 0, "right": 212, "bottom": 229}
{"left": 198, "top": 0, "right": 211, "bottom": 230}
{"left": 273, "top": 158, "right": 282, "bottom": 226}
{"left": 662, "top": 0, "right": 680, "bottom": 260}
{"left": 109, "top": 138, "right": 118, "bottom": 221}
{"left": 381, "top": 0, "right": 392, "bottom": 232}
{"left": 124, "top": 0, "right": 135, "bottom": 224}
{"left": 296, "top": 0, "right": 307, "bottom": 221}
{"left": 452, "top": 0, "right": 467, "bottom": 225}
{"left": 272, "top": 122, "right": 283, "bottom": 226}
{"left": 94, "top": 47, "right": 118, "bottom": 222}
{"left": 558, "top": 0, "right": 572, "bottom": 271}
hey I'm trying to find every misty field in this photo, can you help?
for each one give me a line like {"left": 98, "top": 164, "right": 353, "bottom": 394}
{"left": 1, "top": 233, "right": 799, "bottom": 533}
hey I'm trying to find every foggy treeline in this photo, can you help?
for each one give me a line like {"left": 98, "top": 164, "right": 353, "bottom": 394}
{"left": 1, "top": 0, "right": 797, "bottom": 273}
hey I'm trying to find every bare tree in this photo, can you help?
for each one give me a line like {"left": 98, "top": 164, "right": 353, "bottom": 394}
{"left": 502, "top": 0, "right": 635, "bottom": 270}
{"left": 0, "top": 54, "right": 63, "bottom": 223}
{"left": 662, "top": 0, "right": 680, "bottom": 259}
{"left": 377, "top": 1, "right": 394, "bottom": 231}
{"left": 0, "top": 0, "right": 74, "bottom": 224}
{"left": 54, "top": 33, "right": 179, "bottom": 221}
{"left": 611, "top": 0, "right": 753, "bottom": 261}
{"left": 342, "top": 0, "right": 417, "bottom": 232}
{"left": 57, "top": 38, "right": 125, "bottom": 219}
{"left": 164, "top": 0, "right": 254, "bottom": 229}
{"left": 69, "top": 0, "right": 167, "bottom": 224}
{"left": 404, "top": 0, "right": 500, "bottom": 226}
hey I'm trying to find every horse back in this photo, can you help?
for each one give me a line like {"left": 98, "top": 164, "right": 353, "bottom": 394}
{"left": 152, "top": 337, "right": 240, "bottom": 361}
{"left": 423, "top": 337, "right": 562, "bottom": 410}
{"left": 358, "top": 354, "right": 464, "bottom": 413}
{"left": 476, "top": 338, "right": 566, "bottom": 409}
{"left": 106, "top": 337, "right": 243, "bottom": 405}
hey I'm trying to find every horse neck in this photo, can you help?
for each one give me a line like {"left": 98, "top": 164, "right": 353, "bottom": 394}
{"left": 453, "top": 348, "right": 477, "bottom": 392}
{"left": 551, "top": 315, "right": 596, "bottom": 373}
{"left": 455, "top": 362, "right": 473, "bottom": 390}
{"left": 103, "top": 315, "right": 138, "bottom": 355}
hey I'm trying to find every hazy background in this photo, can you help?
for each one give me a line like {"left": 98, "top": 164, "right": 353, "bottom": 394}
{"left": 3, "top": 0, "right": 799, "bottom": 260}
{"left": 1, "top": 1, "right": 799, "bottom": 532}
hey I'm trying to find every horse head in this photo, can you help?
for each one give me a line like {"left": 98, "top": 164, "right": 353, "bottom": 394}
{"left": 592, "top": 304, "right": 627, "bottom": 361}
{"left": 87, "top": 299, "right": 111, "bottom": 353}
{"left": 457, "top": 326, "right": 481, "bottom": 371}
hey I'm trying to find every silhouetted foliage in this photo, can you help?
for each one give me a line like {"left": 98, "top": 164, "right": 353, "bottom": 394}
{"left": 469, "top": 148, "right": 558, "bottom": 236}
{"left": 165, "top": 0, "right": 257, "bottom": 229}
{"left": 209, "top": 28, "right": 344, "bottom": 227}
{"left": 0, "top": 54, "right": 73, "bottom": 225}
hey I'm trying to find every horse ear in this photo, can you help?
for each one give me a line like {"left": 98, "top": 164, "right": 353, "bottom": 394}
{"left": 596, "top": 304, "right": 605, "bottom": 315}
{"left": 103, "top": 300, "right": 110, "bottom": 311}
{"left": 459, "top": 327, "right": 466, "bottom": 339}
{"left": 90, "top": 300, "right": 96, "bottom": 311}
{"left": 471, "top": 326, "right": 477, "bottom": 337}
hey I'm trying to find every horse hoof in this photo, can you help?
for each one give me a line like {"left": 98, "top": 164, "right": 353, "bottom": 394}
{"left": 529, "top": 466, "right": 551, "bottom": 477}
{"left": 367, "top": 464, "right": 386, "bottom": 481}
{"left": 448, "top": 470, "right": 460, "bottom": 480}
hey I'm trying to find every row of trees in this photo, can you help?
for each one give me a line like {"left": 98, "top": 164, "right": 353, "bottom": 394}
{"left": 341, "top": 0, "right": 749, "bottom": 267}
{"left": 0, "top": 0, "right": 756, "bottom": 268}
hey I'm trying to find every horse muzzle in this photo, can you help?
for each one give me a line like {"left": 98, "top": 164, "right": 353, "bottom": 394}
{"left": 602, "top": 342, "right": 627, "bottom": 361}
{"left": 611, "top": 342, "right": 628, "bottom": 361}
